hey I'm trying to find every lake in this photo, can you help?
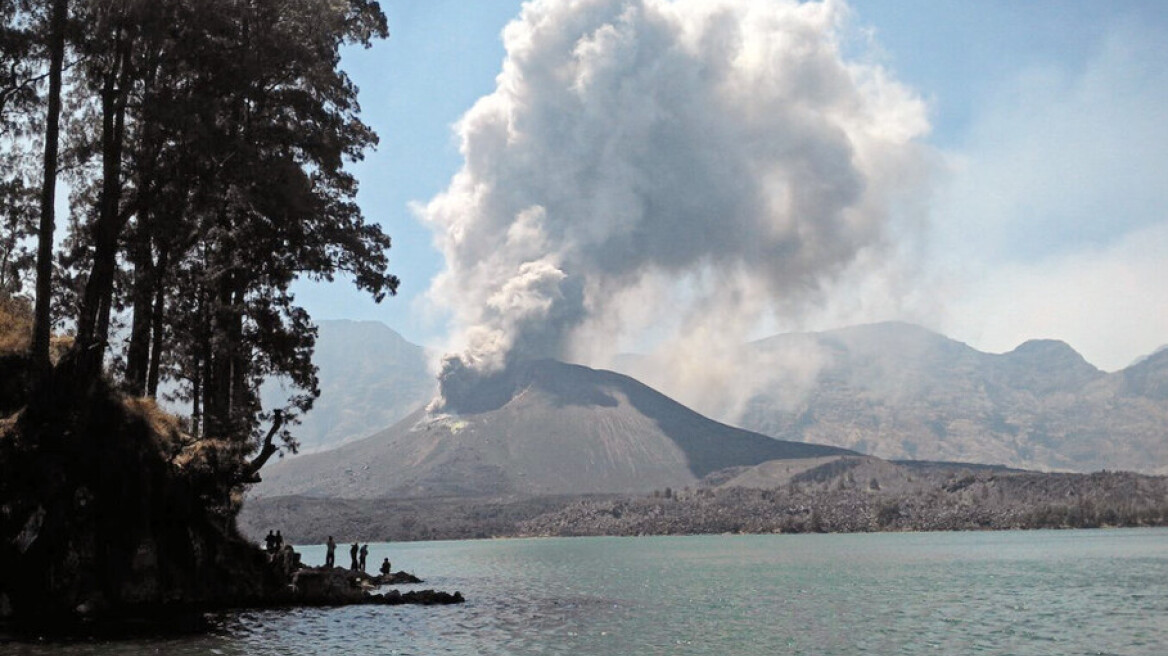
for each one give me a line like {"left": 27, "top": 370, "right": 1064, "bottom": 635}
{"left": 4, "top": 528, "right": 1166, "bottom": 655}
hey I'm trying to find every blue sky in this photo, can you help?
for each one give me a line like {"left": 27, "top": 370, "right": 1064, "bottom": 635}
{"left": 294, "top": 0, "right": 1168, "bottom": 372}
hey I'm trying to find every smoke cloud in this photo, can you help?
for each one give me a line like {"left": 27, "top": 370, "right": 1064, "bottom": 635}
{"left": 421, "top": 0, "right": 931, "bottom": 414}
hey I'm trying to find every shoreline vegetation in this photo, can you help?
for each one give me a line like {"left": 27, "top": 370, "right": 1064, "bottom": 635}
{"left": 241, "top": 458, "right": 1168, "bottom": 543}
{"left": 1, "top": 0, "right": 424, "bottom": 633}
{"left": 1, "top": 307, "right": 461, "bottom": 631}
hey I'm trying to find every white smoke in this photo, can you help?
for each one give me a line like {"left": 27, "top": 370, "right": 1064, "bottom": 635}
{"left": 421, "top": 0, "right": 931, "bottom": 414}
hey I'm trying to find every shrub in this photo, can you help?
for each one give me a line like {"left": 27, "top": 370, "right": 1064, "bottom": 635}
{"left": 0, "top": 293, "right": 32, "bottom": 355}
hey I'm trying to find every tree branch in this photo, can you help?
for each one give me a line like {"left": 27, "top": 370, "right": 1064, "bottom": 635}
{"left": 237, "top": 409, "right": 284, "bottom": 484}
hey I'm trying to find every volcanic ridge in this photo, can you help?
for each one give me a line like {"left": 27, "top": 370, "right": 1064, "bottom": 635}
{"left": 254, "top": 359, "right": 852, "bottom": 500}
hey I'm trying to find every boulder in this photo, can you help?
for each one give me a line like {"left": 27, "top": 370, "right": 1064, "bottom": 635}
{"left": 373, "top": 589, "right": 465, "bottom": 605}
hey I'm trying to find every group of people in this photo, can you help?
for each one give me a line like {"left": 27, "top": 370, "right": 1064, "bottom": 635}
{"left": 263, "top": 531, "right": 391, "bottom": 576}
{"left": 325, "top": 536, "right": 391, "bottom": 575}
{"left": 263, "top": 530, "right": 285, "bottom": 553}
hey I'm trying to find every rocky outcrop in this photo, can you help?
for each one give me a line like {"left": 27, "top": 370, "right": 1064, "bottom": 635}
{"left": 374, "top": 589, "right": 464, "bottom": 605}
{"left": 286, "top": 566, "right": 445, "bottom": 606}
{"left": 373, "top": 571, "right": 424, "bottom": 585}
{"left": 0, "top": 362, "right": 462, "bottom": 630}
{"left": 0, "top": 365, "right": 282, "bottom": 626}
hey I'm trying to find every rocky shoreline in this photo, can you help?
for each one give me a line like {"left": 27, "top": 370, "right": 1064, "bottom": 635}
{"left": 0, "top": 360, "right": 463, "bottom": 632}
{"left": 284, "top": 563, "right": 462, "bottom": 607}
{"left": 0, "top": 554, "right": 464, "bottom": 636}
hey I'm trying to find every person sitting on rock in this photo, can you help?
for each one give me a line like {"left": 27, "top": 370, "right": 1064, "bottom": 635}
{"left": 326, "top": 536, "right": 336, "bottom": 568}
{"left": 380, "top": 557, "right": 391, "bottom": 576}
{"left": 350, "top": 542, "right": 359, "bottom": 571}
{"left": 359, "top": 544, "right": 369, "bottom": 572}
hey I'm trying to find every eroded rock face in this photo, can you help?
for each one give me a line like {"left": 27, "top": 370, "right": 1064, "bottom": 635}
{"left": 0, "top": 371, "right": 284, "bottom": 625}
{"left": 289, "top": 567, "right": 369, "bottom": 605}
{"left": 0, "top": 365, "right": 464, "bottom": 630}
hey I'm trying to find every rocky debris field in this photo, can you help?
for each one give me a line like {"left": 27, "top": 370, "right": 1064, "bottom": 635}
{"left": 518, "top": 460, "right": 1168, "bottom": 536}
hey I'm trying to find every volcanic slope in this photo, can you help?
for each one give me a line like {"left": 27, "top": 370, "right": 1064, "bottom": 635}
{"left": 259, "top": 320, "right": 435, "bottom": 452}
{"left": 254, "top": 360, "right": 852, "bottom": 499}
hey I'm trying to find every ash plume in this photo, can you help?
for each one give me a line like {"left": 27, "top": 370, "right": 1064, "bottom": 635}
{"left": 422, "top": 0, "right": 931, "bottom": 414}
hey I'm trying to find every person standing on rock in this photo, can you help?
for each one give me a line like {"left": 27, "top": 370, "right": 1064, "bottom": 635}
{"left": 326, "top": 536, "right": 336, "bottom": 568}
{"left": 350, "top": 542, "right": 359, "bottom": 571}
{"left": 359, "top": 544, "right": 369, "bottom": 572}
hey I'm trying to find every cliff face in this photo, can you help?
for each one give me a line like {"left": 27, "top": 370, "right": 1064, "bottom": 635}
{"left": 0, "top": 360, "right": 282, "bottom": 625}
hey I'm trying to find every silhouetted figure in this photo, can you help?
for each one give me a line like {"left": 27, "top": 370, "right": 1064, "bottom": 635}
{"left": 264, "top": 530, "right": 276, "bottom": 553}
{"left": 325, "top": 536, "right": 336, "bottom": 568}
{"left": 359, "top": 544, "right": 369, "bottom": 573}
{"left": 274, "top": 544, "right": 302, "bottom": 579}
{"left": 380, "top": 558, "right": 391, "bottom": 576}
{"left": 274, "top": 530, "right": 284, "bottom": 550}
{"left": 350, "top": 542, "right": 359, "bottom": 571}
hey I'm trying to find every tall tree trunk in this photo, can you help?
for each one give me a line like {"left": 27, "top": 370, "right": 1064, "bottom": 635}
{"left": 124, "top": 232, "right": 154, "bottom": 396}
{"left": 207, "top": 272, "right": 235, "bottom": 437}
{"left": 124, "top": 41, "right": 166, "bottom": 396}
{"left": 229, "top": 285, "right": 248, "bottom": 428}
{"left": 32, "top": 0, "right": 68, "bottom": 375}
{"left": 145, "top": 246, "right": 169, "bottom": 397}
{"left": 192, "top": 282, "right": 209, "bottom": 437}
{"left": 75, "top": 29, "right": 132, "bottom": 381}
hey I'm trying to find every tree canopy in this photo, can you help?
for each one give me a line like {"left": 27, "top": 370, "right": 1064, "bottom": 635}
{"left": 0, "top": 0, "right": 398, "bottom": 480}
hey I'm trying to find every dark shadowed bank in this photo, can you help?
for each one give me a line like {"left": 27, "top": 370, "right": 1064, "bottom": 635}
{"left": 0, "top": 355, "right": 461, "bottom": 633}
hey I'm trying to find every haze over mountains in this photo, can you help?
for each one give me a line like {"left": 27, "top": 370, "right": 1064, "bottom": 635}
{"left": 282, "top": 320, "right": 1168, "bottom": 481}
{"left": 261, "top": 320, "right": 435, "bottom": 452}
{"left": 618, "top": 322, "right": 1168, "bottom": 475}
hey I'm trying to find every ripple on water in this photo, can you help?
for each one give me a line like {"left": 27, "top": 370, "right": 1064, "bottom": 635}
{"left": 3, "top": 529, "right": 1167, "bottom": 655}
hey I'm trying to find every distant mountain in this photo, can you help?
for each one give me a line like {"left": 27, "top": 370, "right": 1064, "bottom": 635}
{"left": 261, "top": 320, "right": 435, "bottom": 452}
{"left": 1129, "top": 344, "right": 1168, "bottom": 368}
{"left": 712, "top": 322, "right": 1168, "bottom": 474}
{"left": 253, "top": 359, "right": 852, "bottom": 499}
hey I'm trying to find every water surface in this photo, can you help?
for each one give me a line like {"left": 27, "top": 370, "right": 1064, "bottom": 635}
{"left": 4, "top": 529, "right": 1166, "bottom": 655}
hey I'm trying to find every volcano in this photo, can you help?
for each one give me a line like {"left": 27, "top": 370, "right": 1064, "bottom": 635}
{"left": 253, "top": 360, "right": 852, "bottom": 499}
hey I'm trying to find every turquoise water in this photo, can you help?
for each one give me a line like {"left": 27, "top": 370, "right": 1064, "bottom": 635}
{"left": 4, "top": 528, "right": 1167, "bottom": 655}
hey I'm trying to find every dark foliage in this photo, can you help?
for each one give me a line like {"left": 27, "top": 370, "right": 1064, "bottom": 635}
{"left": 0, "top": 366, "right": 285, "bottom": 624}
{"left": 0, "top": 0, "right": 399, "bottom": 627}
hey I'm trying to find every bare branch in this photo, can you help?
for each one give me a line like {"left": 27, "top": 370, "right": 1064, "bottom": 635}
{"left": 236, "top": 409, "right": 284, "bottom": 484}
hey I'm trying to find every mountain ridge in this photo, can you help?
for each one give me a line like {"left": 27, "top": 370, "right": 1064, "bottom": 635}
{"left": 261, "top": 319, "right": 435, "bottom": 453}
{"left": 281, "top": 320, "right": 1168, "bottom": 476}
{"left": 254, "top": 359, "right": 852, "bottom": 500}
{"left": 723, "top": 323, "right": 1167, "bottom": 474}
